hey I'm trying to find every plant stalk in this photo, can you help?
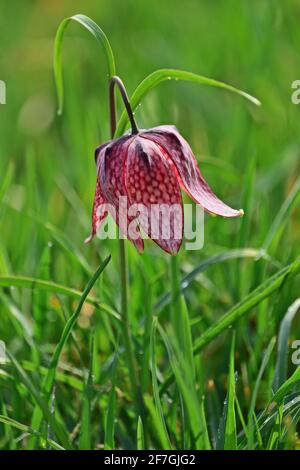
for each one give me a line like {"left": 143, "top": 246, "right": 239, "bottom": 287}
{"left": 170, "top": 254, "right": 182, "bottom": 345}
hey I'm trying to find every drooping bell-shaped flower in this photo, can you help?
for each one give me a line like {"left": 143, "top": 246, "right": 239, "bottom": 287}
{"left": 86, "top": 124, "right": 243, "bottom": 254}
{"left": 86, "top": 77, "right": 243, "bottom": 254}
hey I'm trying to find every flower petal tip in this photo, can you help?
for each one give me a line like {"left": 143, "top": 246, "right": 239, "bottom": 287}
{"left": 239, "top": 209, "right": 245, "bottom": 216}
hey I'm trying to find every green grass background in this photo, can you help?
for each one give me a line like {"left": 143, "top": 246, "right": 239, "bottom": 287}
{"left": 0, "top": 0, "right": 299, "bottom": 450}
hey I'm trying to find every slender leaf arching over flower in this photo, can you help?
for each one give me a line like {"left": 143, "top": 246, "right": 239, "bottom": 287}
{"left": 86, "top": 77, "right": 244, "bottom": 255}
{"left": 53, "top": 15, "right": 260, "bottom": 255}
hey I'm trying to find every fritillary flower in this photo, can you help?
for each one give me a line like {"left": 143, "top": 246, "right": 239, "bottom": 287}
{"left": 86, "top": 123, "right": 243, "bottom": 254}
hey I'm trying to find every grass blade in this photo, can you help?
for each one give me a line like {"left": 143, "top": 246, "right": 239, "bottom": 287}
{"left": 273, "top": 298, "right": 300, "bottom": 390}
{"left": 79, "top": 334, "right": 95, "bottom": 450}
{"left": 137, "top": 416, "right": 145, "bottom": 450}
{"left": 0, "top": 415, "right": 64, "bottom": 450}
{"left": 0, "top": 399, "right": 17, "bottom": 450}
{"left": 158, "top": 323, "right": 211, "bottom": 449}
{"left": 6, "top": 351, "right": 71, "bottom": 449}
{"left": 170, "top": 256, "right": 195, "bottom": 378}
{"left": 194, "top": 257, "right": 300, "bottom": 354}
{"left": 150, "top": 319, "right": 172, "bottom": 450}
{"left": 29, "top": 256, "right": 111, "bottom": 448}
{"left": 45, "top": 256, "right": 110, "bottom": 394}
{"left": 104, "top": 351, "right": 118, "bottom": 450}
{"left": 155, "top": 248, "right": 268, "bottom": 312}
{"left": 224, "top": 334, "right": 237, "bottom": 450}
{"left": 247, "top": 337, "right": 276, "bottom": 448}
{"left": 0, "top": 161, "right": 14, "bottom": 205}
{"left": 270, "top": 366, "right": 300, "bottom": 406}
{"left": 0, "top": 274, "right": 119, "bottom": 320}
{"left": 262, "top": 175, "right": 300, "bottom": 253}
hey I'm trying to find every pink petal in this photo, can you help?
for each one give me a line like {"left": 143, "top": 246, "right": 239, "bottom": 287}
{"left": 101, "top": 136, "right": 144, "bottom": 253}
{"left": 142, "top": 125, "right": 243, "bottom": 218}
{"left": 85, "top": 177, "right": 108, "bottom": 243}
{"left": 125, "top": 136, "right": 183, "bottom": 254}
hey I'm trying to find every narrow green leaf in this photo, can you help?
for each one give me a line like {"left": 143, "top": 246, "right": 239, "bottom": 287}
{"left": 252, "top": 412, "right": 263, "bottom": 449}
{"left": 199, "top": 400, "right": 211, "bottom": 450}
{"left": 29, "top": 256, "right": 111, "bottom": 448}
{"left": 45, "top": 256, "right": 110, "bottom": 395}
{"left": 247, "top": 337, "right": 276, "bottom": 448}
{"left": 150, "top": 319, "right": 172, "bottom": 450}
{"left": 262, "top": 175, "right": 300, "bottom": 253}
{"left": 224, "top": 334, "right": 237, "bottom": 450}
{"left": 140, "top": 283, "right": 153, "bottom": 394}
{"left": 143, "top": 395, "right": 171, "bottom": 449}
{"left": 170, "top": 255, "right": 182, "bottom": 342}
{"left": 158, "top": 323, "right": 211, "bottom": 450}
{"left": 6, "top": 350, "right": 71, "bottom": 449}
{"left": 137, "top": 416, "right": 145, "bottom": 450}
{"left": 155, "top": 248, "right": 268, "bottom": 312}
{"left": 33, "top": 215, "right": 92, "bottom": 275}
{"left": 0, "top": 273, "right": 119, "bottom": 320}
{"left": 251, "top": 337, "right": 276, "bottom": 416}
{"left": 0, "top": 399, "right": 17, "bottom": 450}
{"left": 104, "top": 352, "right": 118, "bottom": 450}
{"left": 79, "top": 334, "right": 95, "bottom": 450}
{"left": 0, "top": 161, "right": 14, "bottom": 205}
{"left": 239, "top": 381, "right": 300, "bottom": 448}
{"left": 170, "top": 256, "right": 195, "bottom": 378}
{"left": 32, "top": 244, "right": 52, "bottom": 343}
{"left": 0, "top": 415, "right": 64, "bottom": 450}
{"left": 180, "top": 297, "right": 195, "bottom": 379}
{"left": 194, "top": 257, "right": 300, "bottom": 353}
{"left": 235, "top": 396, "right": 248, "bottom": 441}
{"left": 270, "top": 366, "right": 300, "bottom": 405}
{"left": 267, "top": 405, "right": 283, "bottom": 450}
{"left": 237, "top": 156, "right": 256, "bottom": 248}
{"left": 54, "top": 14, "right": 116, "bottom": 114}
{"left": 21, "top": 360, "right": 85, "bottom": 391}
{"left": 115, "top": 68, "right": 261, "bottom": 137}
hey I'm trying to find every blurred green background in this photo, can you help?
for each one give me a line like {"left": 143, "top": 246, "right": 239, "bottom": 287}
{"left": 0, "top": 0, "right": 299, "bottom": 450}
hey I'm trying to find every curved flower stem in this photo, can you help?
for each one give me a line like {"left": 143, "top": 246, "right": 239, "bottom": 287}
{"left": 109, "top": 76, "right": 139, "bottom": 404}
{"left": 109, "top": 76, "right": 139, "bottom": 136}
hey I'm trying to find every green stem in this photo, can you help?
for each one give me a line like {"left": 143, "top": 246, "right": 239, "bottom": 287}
{"left": 109, "top": 77, "right": 138, "bottom": 402}
{"left": 170, "top": 255, "right": 182, "bottom": 346}
{"left": 118, "top": 239, "right": 138, "bottom": 394}
{"left": 109, "top": 76, "right": 139, "bottom": 136}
